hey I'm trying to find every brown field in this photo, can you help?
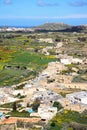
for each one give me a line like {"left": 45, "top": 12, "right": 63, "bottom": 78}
{"left": 2, "top": 117, "right": 41, "bottom": 124}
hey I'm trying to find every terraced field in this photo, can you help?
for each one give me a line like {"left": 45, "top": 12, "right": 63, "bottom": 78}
{"left": 0, "top": 33, "right": 57, "bottom": 86}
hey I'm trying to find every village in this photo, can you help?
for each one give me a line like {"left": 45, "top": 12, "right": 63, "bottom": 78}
{"left": 0, "top": 23, "right": 87, "bottom": 129}
{"left": 0, "top": 57, "right": 87, "bottom": 129}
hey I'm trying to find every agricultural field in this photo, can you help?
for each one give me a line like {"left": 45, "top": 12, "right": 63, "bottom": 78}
{"left": 0, "top": 26, "right": 87, "bottom": 86}
{"left": 0, "top": 32, "right": 57, "bottom": 86}
{"left": 0, "top": 24, "right": 87, "bottom": 130}
{"left": 47, "top": 110, "right": 87, "bottom": 130}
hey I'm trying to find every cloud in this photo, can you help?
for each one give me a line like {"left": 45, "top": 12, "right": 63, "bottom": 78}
{"left": 3, "top": 0, "right": 12, "bottom": 5}
{"left": 37, "top": 0, "right": 59, "bottom": 7}
{"left": 55, "top": 14, "right": 87, "bottom": 19}
{"left": 1, "top": 14, "right": 87, "bottom": 19}
{"left": 69, "top": 0, "right": 87, "bottom": 7}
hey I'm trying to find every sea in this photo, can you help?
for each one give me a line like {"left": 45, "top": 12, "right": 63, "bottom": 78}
{"left": 0, "top": 18, "right": 87, "bottom": 28}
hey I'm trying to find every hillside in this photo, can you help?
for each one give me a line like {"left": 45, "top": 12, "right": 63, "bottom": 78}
{"left": 34, "top": 22, "right": 71, "bottom": 31}
{"left": 0, "top": 22, "right": 87, "bottom": 86}
{"left": 65, "top": 25, "right": 87, "bottom": 33}
{"left": 34, "top": 23, "right": 87, "bottom": 33}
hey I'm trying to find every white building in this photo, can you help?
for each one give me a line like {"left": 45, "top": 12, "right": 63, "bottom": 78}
{"left": 30, "top": 106, "right": 57, "bottom": 121}
{"left": 66, "top": 91, "right": 87, "bottom": 104}
{"left": 12, "top": 90, "right": 24, "bottom": 96}
{"left": 38, "top": 38, "right": 53, "bottom": 43}
{"left": 60, "top": 58, "right": 83, "bottom": 65}
{"left": 60, "top": 59, "right": 71, "bottom": 65}
{"left": 72, "top": 58, "right": 83, "bottom": 64}
{"left": 24, "top": 84, "right": 32, "bottom": 88}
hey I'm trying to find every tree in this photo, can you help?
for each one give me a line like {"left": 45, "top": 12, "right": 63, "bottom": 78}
{"left": 32, "top": 98, "right": 40, "bottom": 112}
{"left": 50, "top": 122, "right": 55, "bottom": 127}
{"left": 27, "top": 103, "right": 30, "bottom": 107}
{"left": 13, "top": 102, "right": 17, "bottom": 111}
{"left": 53, "top": 101, "right": 63, "bottom": 110}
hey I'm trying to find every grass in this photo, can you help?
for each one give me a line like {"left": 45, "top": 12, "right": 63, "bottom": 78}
{"left": 0, "top": 50, "right": 57, "bottom": 86}
{"left": 0, "top": 31, "right": 87, "bottom": 87}
{"left": 8, "top": 110, "right": 30, "bottom": 117}
{"left": 72, "top": 76, "right": 87, "bottom": 83}
{"left": 0, "top": 102, "right": 14, "bottom": 108}
{"left": 49, "top": 123, "right": 62, "bottom": 130}
{"left": 52, "top": 110, "right": 87, "bottom": 126}
{"left": 11, "top": 51, "right": 56, "bottom": 66}
{"left": 47, "top": 110, "right": 87, "bottom": 129}
{"left": 0, "top": 100, "right": 23, "bottom": 108}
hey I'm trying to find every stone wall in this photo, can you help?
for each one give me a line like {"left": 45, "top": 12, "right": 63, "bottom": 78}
{"left": 63, "top": 83, "right": 87, "bottom": 90}
{"left": 0, "top": 124, "right": 15, "bottom": 130}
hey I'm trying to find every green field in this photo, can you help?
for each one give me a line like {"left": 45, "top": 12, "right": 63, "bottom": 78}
{"left": 50, "top": 110, "right": 87, "bottom": 129}
{"left": 0, "top": 33, "right": 57, "bottom": 86}
{"left": 0, "top": 30, "right": 87, "bottom": 86}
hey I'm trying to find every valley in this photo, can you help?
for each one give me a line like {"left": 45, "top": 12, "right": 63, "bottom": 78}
{"left": 0, "top": 23, "right": 87, "bottom": 130}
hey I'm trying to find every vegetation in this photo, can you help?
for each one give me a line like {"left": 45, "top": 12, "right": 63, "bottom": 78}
{"left": 47, "top": 78, "right": 55, "bottom": 83}
{"left": 34, "top": 23, "right": 87, "bottom": 33}
{"left": 50, "top": 110, "right": 87, "bottom": 129}
{"left": 15, "top": 84, "right": 25, "bottom": 90}
{"left": 0, "top": 100, "right": 22, "bottom": 108}
{"left": 32, "top": 98, "right": 40, "bottom": 112}
{"left": 17, "top": 120, "right": 41, "bottom": 130}
{"left": 0, "top": 33, "right": 57, "bottom": 86}
{"left": 0, "top": 102, "right": 15, "bottom": 108}
{"left": 72, "top": 76, "right": 87, "bottom": 83}
{"left": 13, "top": 102, "right": 17, "bottom": 111}
{"left": 0, "top": 101, "right": 30, "bottom": 117}
{"left": 43, "top": 122, "right": 62, "bottom": 130}
{"left": 0, "top": 24, "right": 87, "bottom": 130}
{"left": 34, "top": 23, "right": 70, "bottom": 31}
{"left": 8, "top": 110, "right": 30, "bottom": 117}
{"left": 49, "top": 123, "right": 62, "bottom": 130}
{"left": 60, "top": 92, "right": 67, "bottom": 97}
{"left": 53, "top": 101, "right": 63, "bottom": 111}
{"left": 0, "top": 28, "right": 87, "bottom": 86}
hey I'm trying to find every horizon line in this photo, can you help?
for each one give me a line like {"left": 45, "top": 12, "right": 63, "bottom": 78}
{"left": 0, "top": 14, "right": 87, "bottom": 19}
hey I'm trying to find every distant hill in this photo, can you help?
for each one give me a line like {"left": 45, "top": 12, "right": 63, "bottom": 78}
{"left": 0, "top": 23, "right": 87, "bottom": 33}
{"left": 34, "top": 22, "right": 71, "bottom": 31}
{"left": 65, "top": 25, "right": 87, "bottom": 32}
{"left": 34, "top": 23, "right": 87, "bottom": 32}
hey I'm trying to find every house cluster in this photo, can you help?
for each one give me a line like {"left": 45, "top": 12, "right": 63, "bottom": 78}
{"left": 41, "top": 41, "right": 63, "bottom": 55}
{"left": 42, "top": 46, "right": 53, "bottom": 55}
{"left": 38, "top": 38, "right": 53, "bottom": 43}
{"left": 41, "top": 61, "right": 66, "bottom": 79}
{"left": 66, "top": 91, "right": 87, "bottom": 104}
{"left": 40, "top": 61, "right": 73, "bottom": 85}
{"left": 30, "top": 105, "right": 57, "bottom": 121}
{"left": 57, "top": 54, "right": 83, "bottom": 65}
{"left": 27, "top": 61, "right": 86, "bottom": 90}
{"left": 58, "top": 91, "right": 87, "bottom": 112}
{"left": 0, "top": 27, "right": 34, "bottom": 32}
{"left": 0, "top": 56, "right": 87, "bottom": 124}
{"left": 0, "top": 88, "right": 18, "bottom": 105}
{"left": 0, "top": 84, "right": 62, "bottom": 121}
{"left": 31, "top": 88, "right": 62, "bottom": 104}
{"left": 21, "top": 86, "right": 62, "bottom": 121}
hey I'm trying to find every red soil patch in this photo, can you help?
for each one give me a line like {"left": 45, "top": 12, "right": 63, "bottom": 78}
{"left": 2, "top": 117, "right": 41, "bottom": 124}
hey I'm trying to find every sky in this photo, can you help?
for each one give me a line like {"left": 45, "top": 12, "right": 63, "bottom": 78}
{"left": 0, "top": 0, "right": 87, "bottom": 26}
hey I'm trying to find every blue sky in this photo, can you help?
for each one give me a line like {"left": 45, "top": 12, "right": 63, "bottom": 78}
{"left": 0, "top": 0, "right": 87, "bottom": 26}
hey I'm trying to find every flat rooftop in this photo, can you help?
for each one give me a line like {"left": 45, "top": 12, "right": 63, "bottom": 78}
{"left": 67, "top": 91, "right": 87, "bottom": 99}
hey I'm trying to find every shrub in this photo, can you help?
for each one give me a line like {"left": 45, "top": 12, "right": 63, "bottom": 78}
{"left": 53, "top": 101, "right": 63, "bottom": 110}
{"left": 13, "top": 102, "right": 17, "bottom": 111}
{"left": 32, "top": 98, "right": 40, "bottom": 112}
{"left": 50, "top": 122, "right": 55, "bottom": 127}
